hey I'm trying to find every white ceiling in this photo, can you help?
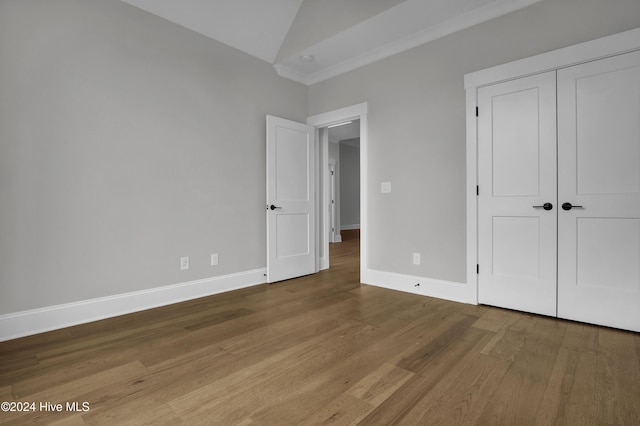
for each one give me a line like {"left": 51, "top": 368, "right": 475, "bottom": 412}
{"left": 121, "top": 0, "right": 542, "bottom": 86}
{"left": 121, "top": 0, "right": 304, "bottom": 63}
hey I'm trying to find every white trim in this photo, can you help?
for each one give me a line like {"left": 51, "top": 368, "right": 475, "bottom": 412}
{"left": 273, "top": 64, "right": 310, "bottom": 86}
{"left": 0, "top": 269, "right": 266, "bottom": 342}
{"left": 466, "top": 88, "right": 479, "bottom": 305}
{"left": 341, "top": 224, "right": 360, "bottom": 230}
{"left": 307, "top": 103, "right": 368, "bottom": 282}
{"left": 328, "top": 159, "right": 337, "bottom": 244}
{"left": 465, "top": 27, "right": 640, "bottom": 88}
{"left": 465, "top": 27, "right": 640, "bottom": 308}
{"left": 307, "top": 103, "right": 368, "bottom": 128}
{"left": 327, "top": 121, "right": 353, "bottom": 129}
{"left": 321, "top": 131, "right": 332, "bottom": 268}
{"left": 275, "top": 0, "right": 542, "bottom": 86}
{"left": 365, "top": 269, "right": 474, "bottom": 305}
{"left": 314, "top": 123, "right": 321, "bottom": 273}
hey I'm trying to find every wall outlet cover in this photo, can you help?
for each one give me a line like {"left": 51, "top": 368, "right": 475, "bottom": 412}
{"left": 180, "top": 256, "right": 190, "bottom": 270}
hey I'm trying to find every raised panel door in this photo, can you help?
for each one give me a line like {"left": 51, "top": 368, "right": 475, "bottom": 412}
{"left": 557, "top": 51, "right": 640, "bottom": 332}
{"left": 477, "top": 71, "right": 558, "bottom": 316}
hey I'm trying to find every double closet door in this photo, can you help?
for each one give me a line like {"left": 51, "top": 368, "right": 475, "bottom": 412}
{"left": 478, "top": 51, "right": 640, "bottom": 332}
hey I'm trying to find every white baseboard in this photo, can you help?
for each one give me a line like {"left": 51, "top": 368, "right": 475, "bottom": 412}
{"left": 0, "top": 268, "right": 267, "bottom": 342}
{"left": 340, "top": 224, "right": 360, "bottom": 230}
{"left": 362, "top": 268, "right": 477, "bottom": 305}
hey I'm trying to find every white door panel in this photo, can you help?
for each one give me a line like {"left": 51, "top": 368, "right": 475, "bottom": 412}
{"left": 275, "top": 127, "right": 311, "bottom": 200}
{"left": 557, "top": 51, "right": 640, "bottom": 331}
{"left": 492, "top": 216, "right": 541, "bottom": 280}
{"left": 478, "top": 71, "right": 557, "bottom": 317}
{"left": 267, "top": 116, "right": 315, "bottom": 283}
{"left": 574, "top": 64, "right": 640, "bottom": 195}
{"left": 491, "top": 87, "right": 544, "bottom": 197}
{"left": 575, "top": 218, "right": 640, "bottom": 291}
{"left": 276, "top": 214, "right": 310, "bottom": 257}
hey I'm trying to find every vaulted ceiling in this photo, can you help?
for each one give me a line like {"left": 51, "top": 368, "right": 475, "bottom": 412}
{"left": 121, "top": 0, "right": 541, "bottom": 85}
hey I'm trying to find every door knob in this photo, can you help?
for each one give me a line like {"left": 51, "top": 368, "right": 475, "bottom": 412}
{"left": 533, "top": 202, "right": 553, "bottom": 211}
{"left": 269, "top": 205, "right": 282, "bottom": 210}
{"left": 562, "top": 202, "right": 583, "bottom": 211}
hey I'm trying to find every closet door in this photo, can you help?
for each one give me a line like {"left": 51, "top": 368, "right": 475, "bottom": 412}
{"left": 557, "top": 51, "right": 640, "bottom": 332}
{"left": 477, "top": 71, "right": 557, "bottom": 316}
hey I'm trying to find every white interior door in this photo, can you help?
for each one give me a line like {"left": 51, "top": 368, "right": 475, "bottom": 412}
{"left": 477, "top": 71, "right": 558, "bottom": 317}
{"left": 266, "top": 115, "right": 316, "bottom": 283}
{"left": 557, "top": 51, "right": 640, "bottom": 332}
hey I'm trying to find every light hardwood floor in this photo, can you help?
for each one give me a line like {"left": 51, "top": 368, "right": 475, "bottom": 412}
{"left": 1, "top": 229, "right": 639, "bottom": 425}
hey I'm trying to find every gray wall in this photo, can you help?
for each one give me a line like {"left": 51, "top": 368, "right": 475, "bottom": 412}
{"left": 339, "top": 142, "right": 360, "bottom": 228}
{"left": 0, "top": 0, "right": 307, "bottom": 314}
{"left": 308, "top": 0, "right": 640, "bottom": 283}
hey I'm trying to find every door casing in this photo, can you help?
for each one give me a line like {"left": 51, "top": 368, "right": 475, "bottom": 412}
{"left": 307, "top": 103, "right": 368, "bottom": 278}
{"left": 328, "top": 161, "right": 337, "bottom": 244}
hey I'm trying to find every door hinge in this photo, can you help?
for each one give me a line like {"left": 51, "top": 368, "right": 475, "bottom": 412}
{"left": 477, "top": 264, "right": 479, "bottom": 274}
{"left": 476, "top": 106, "right": 479, "bottom": 117}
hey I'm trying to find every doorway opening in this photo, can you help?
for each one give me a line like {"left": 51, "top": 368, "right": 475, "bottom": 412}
{"left": 326, "top": 120, "right": 360, "bottom": 256}
{"left": 307, "top": 102, "right": 368, "bottom": 280}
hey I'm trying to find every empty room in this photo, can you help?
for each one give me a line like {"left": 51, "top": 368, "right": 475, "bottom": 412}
{"left": 1, "top": 0, "right": 640, "bottom": 424}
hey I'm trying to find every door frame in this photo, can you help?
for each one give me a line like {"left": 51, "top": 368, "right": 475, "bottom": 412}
{"left": 307, "top": 102, "right": 368, "bottom": 278}
{"left": 465, "top": 27, "right": 640, "bottom": 305}
{"left": 328, "top": 160, "right": 338, "bottom": 244}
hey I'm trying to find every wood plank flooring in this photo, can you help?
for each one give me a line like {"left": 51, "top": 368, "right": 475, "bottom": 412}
{"left": 1, "top": 229, "right": 640, "bottom": 425}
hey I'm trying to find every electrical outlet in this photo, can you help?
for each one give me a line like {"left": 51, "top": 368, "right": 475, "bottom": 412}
{"left": 381, "top": 182, "right": 392, "bottom": 193}
{"left": 180, "top": 256, "right": 190, "bottom": 270}
{"left": 413, "top": 253, "right": 421, "bottom": 265}
{"left": 211, "top": 253, "right": 219, "bottom": 266}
